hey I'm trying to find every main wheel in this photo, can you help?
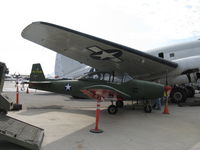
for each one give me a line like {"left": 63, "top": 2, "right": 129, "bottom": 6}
{"left": 116, "top": 101, "right": 124, "bottom": 108}
{"left": 144, "top": 105, "right": 152, "bottom": 113}
{"left": 108, "top": 105, "right": 118, "bottom": 114}
{"left": 170, "top": 88, "right": 187, "bottom": 103}
{"left": 185, "top": 86, "right": 195, "bottom": 98}
{"left": 0, "top": 109, "right": 7, "bottom": 115}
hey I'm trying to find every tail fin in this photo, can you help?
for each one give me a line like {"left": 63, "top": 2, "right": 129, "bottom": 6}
{"left": 30, "top": 63, "right": 45, "bottom": 81}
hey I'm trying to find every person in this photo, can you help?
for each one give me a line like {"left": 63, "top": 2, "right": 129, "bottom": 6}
{"left": 153, "top": 97, "right": 162, "bottom": 110}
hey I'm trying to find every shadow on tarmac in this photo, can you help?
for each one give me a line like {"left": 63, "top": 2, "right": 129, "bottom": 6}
{"left": 42, "top": 105, "right": 200, "bottom": 150}
{"left": 0, "top": 141, "right": 28, "bottom": 150}
{"left": 16, "top": 103, "right": 148, "bottom": 118}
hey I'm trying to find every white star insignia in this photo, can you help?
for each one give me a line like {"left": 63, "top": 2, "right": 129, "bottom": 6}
{"left": 88, "top": 46, "right": 122, "bottom": 62}
{"left": 65, "top": 83, "right": 72, "bottom": 91}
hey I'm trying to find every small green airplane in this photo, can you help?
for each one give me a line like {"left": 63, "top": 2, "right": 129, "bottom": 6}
{"left": 29, "top": 63, "right": 164, "bottom": 114}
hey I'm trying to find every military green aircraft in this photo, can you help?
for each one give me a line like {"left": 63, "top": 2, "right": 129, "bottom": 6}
{"left": 29, "top": 63, "right": 164, "bottom": 114}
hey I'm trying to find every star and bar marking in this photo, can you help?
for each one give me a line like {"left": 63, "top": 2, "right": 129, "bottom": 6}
{"left": 87, "top": 46, "right": 123, "bottom": 63}
{"left": 65, "top": 83, "right": 72, "bottom": 91}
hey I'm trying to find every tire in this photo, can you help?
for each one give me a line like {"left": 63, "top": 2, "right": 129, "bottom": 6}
{"left": 116, "top": 101, "right": 124, "bottom": 108}
{"left": 170, "top": 88, "right": 187, "bottom": 103}
{"left": 185, "top": 86, "right": 195, "bottom": 98}
{"left": 108, "top": 105, "right": 118, "bottom": 114}
{"left": 144, "top": 105, "right": 152, "bottom": 113}
{"left": 0, "top": 109, "right": 7, "bottom": 115}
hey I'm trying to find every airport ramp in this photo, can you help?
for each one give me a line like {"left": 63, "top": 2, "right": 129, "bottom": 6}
{"left": 0, "top": 114, "right": 44, "bottom": 150}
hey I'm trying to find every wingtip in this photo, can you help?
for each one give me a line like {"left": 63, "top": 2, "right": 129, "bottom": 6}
{"left": 21, "top": 21, "right": 46, "bottom": 38}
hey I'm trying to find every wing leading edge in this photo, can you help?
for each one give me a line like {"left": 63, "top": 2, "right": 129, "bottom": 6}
{"left": 22, "top": 22, "right": 178, "bottom": 79}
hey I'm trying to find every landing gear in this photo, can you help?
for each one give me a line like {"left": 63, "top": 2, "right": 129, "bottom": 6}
{"left": 143, "top": 100, "right": 152, "bottom": 113}
{"left": 108, "top": 100, "right": 152, "bottom": 114}
{"left": 185, "top": 86, "right": 195, "bottom": 98}
{"left": 108, "top": 101, "right": 124, "bottom": 114}
{"left": 144, "top": 105, "right": 152, "bottom": 113}
{"left": 170, "top": 87, "right": 187, "bottom": 103}
{"left": 108, "top": 105, "right": 118, "bottom": 114}
{"left": 116, "top": 101, "right": 124, "bottom": 108}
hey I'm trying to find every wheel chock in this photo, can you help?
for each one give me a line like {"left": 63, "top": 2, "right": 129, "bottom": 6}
{"left": 11, "top": 103, "right": 22, "bottom": 111}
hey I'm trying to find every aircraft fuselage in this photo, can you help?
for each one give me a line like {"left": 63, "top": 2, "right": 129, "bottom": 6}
{"left": 148, "top": 40, "right": 200, "bottom": 84}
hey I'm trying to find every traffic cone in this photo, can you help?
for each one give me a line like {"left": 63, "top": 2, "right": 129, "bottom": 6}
{"left": 12, "top": 84, "right": 22, "bottom": 111}
{"left": 26, "top": 87, "right": 29, "bottom": 94}
{"left": 163, "top": 85, "right": 172, "bottom": 114}
{"left": 163, "top": 101, "right": 170, "bottom": 114}
{"left": 90, "top": 100, "right": 103, "bottom": 133}
{"left": 16, "top": 85, "right": 19, "bottom": 104}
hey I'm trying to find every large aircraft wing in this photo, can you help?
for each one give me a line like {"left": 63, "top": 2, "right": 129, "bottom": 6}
{"left": 22, "top": 22, "right": 178, "bottom": 80}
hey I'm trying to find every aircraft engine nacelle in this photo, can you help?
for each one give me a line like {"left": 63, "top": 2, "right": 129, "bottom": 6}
{"left": 170, "top": 55, "right": 200, "bottom": 76}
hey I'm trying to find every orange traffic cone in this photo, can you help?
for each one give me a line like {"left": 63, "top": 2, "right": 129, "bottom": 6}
{"left": 16, "top": 85, "right": 19, "bottom": 104}
{"left": 163, "top": 85, "right": 172, "bottom": 114}
{"left": 163, "top": 100, "right": 170, "bottom": 114}
{"left": 26, "top": 87, "right": 29, "bottom": 94}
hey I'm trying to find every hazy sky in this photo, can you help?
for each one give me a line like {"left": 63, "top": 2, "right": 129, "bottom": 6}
{"left": 0, "top": 0, "right": 200, "bottom": 75}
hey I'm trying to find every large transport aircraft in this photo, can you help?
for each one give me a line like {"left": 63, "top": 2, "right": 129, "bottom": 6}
{"left": 22, "top": 22, "right": 200, "bottom": 103}
{"left": 29, "top": 63, "right": 164, "bottom": 114}
{"left": 55, "top": 53, "right": 92, "bottom": 79}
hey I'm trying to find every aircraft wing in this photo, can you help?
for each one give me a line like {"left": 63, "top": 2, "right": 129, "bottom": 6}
{"left": 22, "top": 22, "right": 178, "bottom": 80}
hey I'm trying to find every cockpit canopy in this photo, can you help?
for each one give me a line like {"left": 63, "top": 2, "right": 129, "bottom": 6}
{"left": 79, "top": 72, "right": 133, "bottom": 83}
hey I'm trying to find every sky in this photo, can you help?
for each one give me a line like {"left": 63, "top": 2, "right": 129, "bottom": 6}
{"left": 0, "top": 0, "right": 200, "bottom": 75}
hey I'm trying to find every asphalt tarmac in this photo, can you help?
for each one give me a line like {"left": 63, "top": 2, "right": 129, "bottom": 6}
{"left": 1, "top": 81, "right": 200, "bottom": 150}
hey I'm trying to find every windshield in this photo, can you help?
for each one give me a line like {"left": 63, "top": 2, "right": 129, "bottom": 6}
{"left": 122, "top": 73, "right": 133, "bottom": 83}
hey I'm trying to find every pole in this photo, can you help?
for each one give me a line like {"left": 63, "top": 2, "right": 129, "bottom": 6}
{"left": 80, "top": 89, "right": 104, "bottom": 133}
{"left": 90, "top": 100, "right": 103, "bottom": 133}
{"left": 16, "top": 82, "right": 19, "bottom": 104}
{"left": 12, "top": 76, "right": 22, "bottom": 111}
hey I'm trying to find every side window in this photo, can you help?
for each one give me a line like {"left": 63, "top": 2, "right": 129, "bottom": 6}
{"left": 113, "top": 76, "right": 122, "bottom": 84}
{"left": 84, "top": 73, "right": 100, "bottom": 80}
{"left": 103, "top": 73, "right": 111, "bottom": 82}
{"left": 93, "top": 74, "right": 99, "bottom": 79}
{"left": 123, "top": 74, "right": 133, "bottom": 83}
{"left": 158, "top": 52, "right": 164, "bottom": 58}
{"left": 169, "top": 53, "right": 174, "bottom": 58}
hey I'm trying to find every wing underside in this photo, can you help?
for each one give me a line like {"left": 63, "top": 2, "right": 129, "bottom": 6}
{"left": 22, "top": 22, "right": 178, "bottom": 80}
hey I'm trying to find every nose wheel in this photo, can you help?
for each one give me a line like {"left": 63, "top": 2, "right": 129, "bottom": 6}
{"left": 108, "top": 100, "right": 124, "bottom": 114}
